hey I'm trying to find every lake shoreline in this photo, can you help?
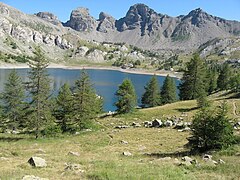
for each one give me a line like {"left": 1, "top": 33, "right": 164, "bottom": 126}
{"left": 0, "top": 63, "right": 182, "bottom": 79}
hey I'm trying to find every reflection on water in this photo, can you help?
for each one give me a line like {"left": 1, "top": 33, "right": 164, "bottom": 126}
{"left": 0, "top": 68, "right": 180, "bottom": 111}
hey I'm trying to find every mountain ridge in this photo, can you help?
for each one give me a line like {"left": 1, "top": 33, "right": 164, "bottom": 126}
{"left": 0, "top": 2, "right": 239, "bottom": 65}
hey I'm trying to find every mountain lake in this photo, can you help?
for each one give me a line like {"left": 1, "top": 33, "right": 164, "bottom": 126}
{"left": 0, "top": 68, "right": 180, "bottom": 111}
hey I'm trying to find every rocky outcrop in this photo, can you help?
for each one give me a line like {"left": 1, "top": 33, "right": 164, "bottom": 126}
{"left": 35, "top": 12, "right": 61, "bottom": 26}
{"left": 97, "top": 12, "right": 116, "bottom": 33}
{"left": 86, "top": 49, "right": 106, "bottom": 62}
{"left": 116, "top": 4, "right": 161, "bottom": 36}
{"left": 64, "top": 7, "right": 96, "bottom": 32}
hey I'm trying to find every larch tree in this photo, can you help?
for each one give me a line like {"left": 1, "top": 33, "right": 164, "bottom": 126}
{"left": 141, "top": 75, "right": 161, "bottom": 107}
{"left": 179, "top": 54, "right": 208, "bottom": 101}
{"left": 115, "top": 79, "right": 137, "bottom": 113}
{"left": 72, "top": 70, "right": 103, "bottom": 129}
{"left": 1, "top": 70, "right": 25, "bottom": 129}
{"left": 217, "top": 63, "right": 232, "bottom": 90}
{"left": 55, "top": 83, "right": 74, "bottom": 132}
{"left": 26, "top": 46, "right": 52, "bottom": 138}
{"left": 161, "top": 75, "right": 177, "bottom": 105}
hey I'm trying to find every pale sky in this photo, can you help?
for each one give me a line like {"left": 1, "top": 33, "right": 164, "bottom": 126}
{"left": 2, "top": 0, "right": 240, "bottom": 22}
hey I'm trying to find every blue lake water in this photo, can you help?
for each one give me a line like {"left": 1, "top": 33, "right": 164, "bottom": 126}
{"left": 0, "top": 68, "right": 180, "bottom": 111}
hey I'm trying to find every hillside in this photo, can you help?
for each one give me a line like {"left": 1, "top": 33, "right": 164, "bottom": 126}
{"left": 0, "top": 94, "right": 239, "bottom": 179}
{"left": 0, "top": 2, "right": 240, "bottom": 67}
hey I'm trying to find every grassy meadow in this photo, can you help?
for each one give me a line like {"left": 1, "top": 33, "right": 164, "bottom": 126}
{"left": 0, "top": 95, "right": 239, "bottom": 179}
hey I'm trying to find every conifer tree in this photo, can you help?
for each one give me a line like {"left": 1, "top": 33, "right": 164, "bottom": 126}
{"left": 115, "top": 79, "right": 137, "bottom": 113}
{"left": 207, "top": 68, "right": 218, "bottom": 94}
{"left": 188, "top": 102, "right": 235, "bottom": 152}
{"left": 1, "top": 70, "right": 25, "bottom": 129}
{"left": 217, "top": 63, "right": 232, "bottom": 90}
{"left": 179, "top": 54, "right": 207, "bottom": 100}
{"left": 230, "top": 72, "right": 240, "bottom": 93}
{"left": 26, "top": 47, "right": 52, "bottom": 138}
{"left": 141, "top": 75, "right": 161, "bottom": 107}
{"left": 72, "top": 70, "right": 103, "bottom": 129}
{"left": 55, "top": 83, "right": 74, "bottom": 132}
{"left": 161, "top": 75, "right": 177, "bottom": 104}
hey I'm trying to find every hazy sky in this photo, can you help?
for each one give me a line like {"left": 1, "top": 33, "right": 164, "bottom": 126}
{"left": 2, "top": 0, "right": 240, "bottom": 22}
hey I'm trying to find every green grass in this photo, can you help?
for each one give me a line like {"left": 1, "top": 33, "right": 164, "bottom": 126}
{"left": 0, "top": 96, "right": 239, "bottom": 179}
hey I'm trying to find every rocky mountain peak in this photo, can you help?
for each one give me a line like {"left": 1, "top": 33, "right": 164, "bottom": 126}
{"left": 35, "top": 12, "right": 61, "bottom": 25}
{"left": 64, "top": 7, "right": 97, "bottom": 31}
{"left": 116, "top": 3, "right": 160, "bottom": 35}
{"left": 97, "top": 12, "right": 116, "bottom": 33}
{"left": 183, "top": 8, "right": 213, "bottom": 26}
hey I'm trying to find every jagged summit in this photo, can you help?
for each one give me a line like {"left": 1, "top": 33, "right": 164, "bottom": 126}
{"left": 0, "top": 2, "right": 240, "bottom": 53}
{"left": 64, "top": 7, "right": 96, "bottom": 31}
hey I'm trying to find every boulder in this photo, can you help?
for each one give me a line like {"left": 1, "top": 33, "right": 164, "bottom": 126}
{"left": 202, "top": 154, "right": 212, "bottom": 161}
{"left": 115, "top": 125, "right": 130, "bottom": 129}
{"left": 152, "top": 119, "right": 163, "bottom": 128}
{"left": 174, "top": 122, "right": 185, "bottom": 129}
{"left": 68, "top": 151, "right": 80, "bottom": 157}
{"left": 123, "top": 151, "right": 132, "bottom": 156}
{"left": 179, "top": 156, "right": 197, "bottom": 166}
{"left": 120, "top": 140, "right": 129, "bottom": 144}
{"left": 43, "top": 34, "right": 55, "bottom": 46}
{"left": 218, "top": 159, "right": 225, "bottom": 164}
{"left": 64, "top": 163, "right": 85, "bottom": 173}
{"left": 144, "top": 121, "right": 152, "bottom": 127}
{"left": 28, "top": 157, "right": 47, "bottom": 168}
{"left": 86, "top": 49, "right": 105, "bottom": 62}
{"left": 165, "top": 120, "right": 173, "bottom": 127}
{"left": 75, "top": 46, "right": 89, "bottom": 57}
{"left": 132, "top": 122, "right": 141, "bottom": 128}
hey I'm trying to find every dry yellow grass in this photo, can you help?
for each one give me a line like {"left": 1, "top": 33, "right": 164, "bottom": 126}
{"left": 0, "top": 97, "right": 239, "bottom": 179}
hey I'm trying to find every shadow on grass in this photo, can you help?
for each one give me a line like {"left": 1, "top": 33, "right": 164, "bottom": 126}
{"left": 144, "top": 150, "right": 196, "bottom": 158}
{"left": 175, "top": 107, "right": 199, "bottom": 113}
{"left": 0, "top": 137, "right": 25, "bottom": 142}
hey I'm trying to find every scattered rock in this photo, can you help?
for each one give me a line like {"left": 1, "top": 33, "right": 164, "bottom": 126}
{"left": 144, "top": 121, "right": 152, "bottom": 127}
{"left": 22, "top": 175, "right": 48, "bottom": 180}
{"left": 179, "top": 156, "right": 197, "bottom": 166}
{"left": 115, "top": 125, "right": 130, "bottom": 129}
{"left": 218, "top": 159, "right": 226, "bottom": 164}
{"left": 165, "top": 120, "right": 173, "bottom": 127}
{"left": 123, "top": 151, "right": 132, "bottom": 156}
{"left": 152, "top": 119, "right": 163, "bottom": 128}
{"left": 68, "top": 151, "right": 80, "bottom": 157}
{"left": 28, "top": 157, "right": 47, "bottom": 168}
{"left": 64, "top": 163, "right": 85, "bottom": 173}
{"left": 132, "top": 122, "right": 141, "bottom": 128}
{"left": 159, "top": 157, "right": 172, "bottom": 161}
{"left": 202, "top": 154, "right": 212, "bottom": 161}
{"left": 182, "top": 156, "right": 194, "bottom": 163}
{"left": 12, "top": 130, "right": 20, "bottom": 134}
{"left": 120, "top": 140, "right": 128, "bottom": 144}
{"left": 178, "top": 127, "right": 191, "bottom": 132}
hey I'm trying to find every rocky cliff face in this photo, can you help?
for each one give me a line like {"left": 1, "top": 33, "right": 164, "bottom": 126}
{"left": 0, "top": 2, "right": 240, "bottom": 62}
{"left": 97, "top": 12, "right": 116, "bottom": 33}
{"left": 64, "top": 7, "right": 97, "bottom": 32}
{"left": 62, "top": 3, "right": 240, "bottom": 51}
{"left": 116, "top": 4, "right": 161, "bottom": 36}
{"left": 35, "top": 12, "right": 61, "bottom": 26}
